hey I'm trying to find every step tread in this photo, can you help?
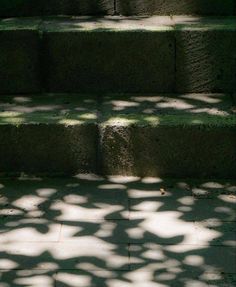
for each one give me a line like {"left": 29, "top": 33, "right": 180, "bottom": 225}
{"left": 0, "top": 18, "right": 41, "bottom": 30}
{"left": 42, "top": 16, "right": 174, "bottom": 32}
{"left": 0, "top": 94, "right": 235, "bottom": 126}
{"left": 1, "top": 16, "right": 236, "bottom": 32}
{"left": 101, "top": 93, "right": 235, "bottom": 126}
{"left": 0, "top": 94, "right": 97, "bottom": 125}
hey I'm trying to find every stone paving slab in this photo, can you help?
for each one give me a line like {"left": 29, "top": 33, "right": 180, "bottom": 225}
{"left": 60, "top": 220, "right": 129, "bottom": 243}
{"left": 1, "top": 269, "right": 235, "bottom": 287}
{"left": 195, "top": 220, "right": 236, "bottom": 247}
{"left": 128, "top": 181, "right": 236, "bottom": 222}
{"left": 0, "top": 178, "right": 235, "bottom": 284}
{"left": 129, "top": 244, "right": 236, "bottom": 273}
{"left": 55, "top": 271, "right": 236, "bottom": 287}
{"left": 0, "top": 241, "right": 129, "bottom": 271}
{"left": 207, "top": 273, "right": 236, "bottom": 287}
{"left": 0, "top": 270, "right": 55, "bottom": 287}
{"left": 191, "top": 182, "right": 236, "bottom": 199}
{"left": 60, "top": 219, "right": 196, "bottom": 245}
{"left": 0, "top": 177, "right": 129, "bottom": 220}
{"left": 0, "top": 219, "right": 61, "bottom": 243}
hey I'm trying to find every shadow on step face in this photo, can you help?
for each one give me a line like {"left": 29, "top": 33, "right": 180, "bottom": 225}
{"left": 0, "top": 0, "right": 114, "bottom": 17}
{"left": 0, "top": 93, "right": 235, "bottom": 178}
{"left": 0, "top": 176, "right": 235, "bottom": 286}
{"left": 116, "top": 0, "right": 236, "bottom": 16}
{"left": 100, "top": 93, "right": 236, "bottom": 178}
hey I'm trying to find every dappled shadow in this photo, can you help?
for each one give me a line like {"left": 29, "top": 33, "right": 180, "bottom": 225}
{"left": 100, "top": 93, "right": 236, "bottom": 178}
{"left": 0, "top": 176, "right": 235, "bottom": 286}
{"left": 0, "top": 93, "right": 235, "bottom": 177}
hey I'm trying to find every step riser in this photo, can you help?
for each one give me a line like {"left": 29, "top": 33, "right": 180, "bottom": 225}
{"left": 116, "top": 1, "right": 236, "bottom": 16}
{"left": 1, "top": 24, "right": 236, "bottom": 94}
{"left": 0, "top": 124, "right": 235, "bottom": 178}
{"left": 101, "top": 125, "right": 236, "bottom": 178}
{"left": 0, "top": 29, "right": 40, "bottom": 94}
{"left": 176, "top": 30, "right": 236, "bottom": 93}
{"left": 0, "top": 1, "right": 235, "bottom": 17}
{"left": 0, "top": 1, "right": 114, "bottom": 17}
{"left": 0, "top": 124, "right": 98, "bottom": 175}
{"left": 43, "top": 31, "right": 174, "bottom": 93}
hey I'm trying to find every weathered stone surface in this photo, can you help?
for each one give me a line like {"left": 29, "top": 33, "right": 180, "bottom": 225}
{"left": 100, "top": 94, "right": 236, "bottom": 178}
{"left": 0, "top": 178, "right": 235, "bottom": 284}
{"left": 0, "top": 93, "right": 235, "bottom": 178}
{"left": 129, "top": 244, "right": 236, "bottom": 273}
{"left": 42, "top": 17, "right": 174, "bottom": 93}
{"left": 116, "top": 0, "right": 236, "bottom": 16}
{"left": 0, "top": 95, "right": 98, "bottom": 175}
{"left": 195, "top": 220, "right": 236, "bottom": 246}
{"left": 44, "top": 0, "right": 114, "bottom": 15}
{"left": 0, "top": 241, "right": 129, "bottom": 270}
{"left": 175, "top": 17, "right": 236, "bottom": 93}
{"left": 55, "top": 271, "right": 236, "bottom": 287}
{"left": 0, "top": 19, "right": 41, "bottom": 94}
{"left": 233, "top": 94, "right": 236, "bottom": 105}
{"left": 0, "top": 219, "right": 61, "bottom": 243}
{"left": 0, "top": 124, "right": 98, "bottom": 175}
{"left": 0, "top": 270, "right": 55, "bottom": 287}
{"left": 0, "top": 0, "right": 43, "bottom": 17}
{"left": 101, "top": 124, "right": 236, "bottom": 178}
{"left": 0, "top": 1, "right": 114, "bottom": 17}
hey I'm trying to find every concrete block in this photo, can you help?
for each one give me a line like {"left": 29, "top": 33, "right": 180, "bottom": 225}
{"left": 0, "top": 95, "right": 98, "bottom": 175}
{"left": 0, "top": 0, "right": 114, "bottom": 17}
{"left": 44, "top": 0, "right": 114, "bottom": 16}
{"left": 175, "top": 17, "right": 236, "bottom": 93}
{"left": 43, "top": 17, "right": 174, "bottom": 93}
{"left": 116, "top": 0, "right": 236, "bottom": 16}
{"left": 100, "top": 94, "right": 236, "bottom": 178}
{"left": 0, "top": 19, "right": 41, "bottom": 94}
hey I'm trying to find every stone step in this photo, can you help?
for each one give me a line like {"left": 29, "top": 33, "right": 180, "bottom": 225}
{"left": 0, "top": 0, "right": 114, "bottom": 18}
{"left": 0, "top": 0, "right": 235, "bottom": 17}
{"left": 0, "top": 93, "right": 235, "bottom": 177}
{"left": 0, "top": 16, "right": 236, "bottom": 94}
{"left": 116, "top": 0, "right": 236, "bottom": 16}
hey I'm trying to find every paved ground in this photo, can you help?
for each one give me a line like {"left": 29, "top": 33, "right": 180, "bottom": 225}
{"left": 0, "top": 176, "right": 235, "bottom": 286}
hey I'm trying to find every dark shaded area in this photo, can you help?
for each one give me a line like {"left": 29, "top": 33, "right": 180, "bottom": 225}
{"left": 0, "top": 0, "right": 114, "bottom": 17}
{"left": 0, "top": 26, "right": 40, "bottom": 94}
{"left": 42, "top": 20, "right": 174, "bottom": 93}
{"left": 0, "top": 1, "right": 235, "bottom": 17}
{"left": 175, "top": 17, "right": 236, "bottom": 93}
{"left": 116, "top": 0, "right": 236, "bottom": 16}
